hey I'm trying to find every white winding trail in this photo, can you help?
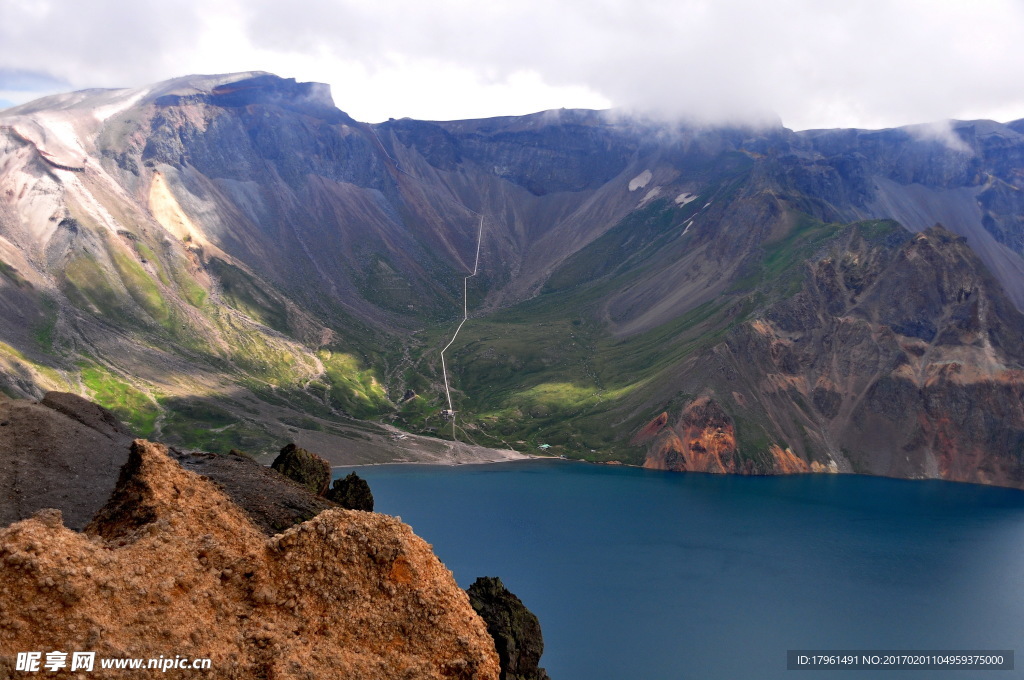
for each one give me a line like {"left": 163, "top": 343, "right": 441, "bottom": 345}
{"left": 440, "top": 215, "right": 484, "bottom": 411}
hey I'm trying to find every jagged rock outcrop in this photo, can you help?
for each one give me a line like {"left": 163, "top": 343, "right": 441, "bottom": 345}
{"left": 467, "top": 577, "right": 550, "bottom": 680}
{"left": 0, "top": 392, "right": 134, "bottom": 530}
{"left": 325, "top": 471, "right": 375, "bottom": 511}
{"left": 271, "top": 443, "right": 331, "bottom": 495}
{"left": 0, "top": 440, "right": 500, "bottom": 679}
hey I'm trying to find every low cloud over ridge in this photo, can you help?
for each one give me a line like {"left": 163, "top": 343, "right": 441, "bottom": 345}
{"left": 2, "top": 0, "right": 1024, "bottom": 130}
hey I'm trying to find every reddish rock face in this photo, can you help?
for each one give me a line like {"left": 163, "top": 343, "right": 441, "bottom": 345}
{"left": 643, "top": 397, "right": 739, "bottom": 473}
{"left": 641, "top": 397, "right": 817, "bottom": 475}
{"left": 767, "top": 445, "right": 813, "bottom": 474}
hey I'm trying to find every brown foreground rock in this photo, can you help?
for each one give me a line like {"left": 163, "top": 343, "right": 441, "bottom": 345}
{"left": 0, "top": 440, "right": 500, "bottom": 679}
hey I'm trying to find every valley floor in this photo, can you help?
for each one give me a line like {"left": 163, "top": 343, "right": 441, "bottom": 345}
{"left": 249, "top": 421, "right": 535, "bottom": 467}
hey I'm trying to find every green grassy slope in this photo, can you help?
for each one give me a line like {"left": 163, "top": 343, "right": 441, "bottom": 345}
{"left": 397, "top": 209, "right": 906, "bottom": 463}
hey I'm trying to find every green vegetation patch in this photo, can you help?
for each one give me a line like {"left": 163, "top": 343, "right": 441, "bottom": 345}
{"left": 732, "top": 217, "right": 907, "bottom": 300}
{"left": 404, "top": 263, "right": 745, "bottom": 461}
{"left": 732, "top": 413, "right": 778, "bottom": 465}
{"left": 730, "top": 214, "right": 841, "bottom": 296}
{"left": 33, "top": 295, "right": 58, "bottom": 354}
{"left": 849, "top": 218, "right": 904, "bottom": 242}
{"left": 0, "top": 341, "right": 69, "bottom": 391}
{"left": 80, "top": 364, "right": 159, "bottom": 437}
{"left": 0, "top": 260, "right": 32, "bottom": 289}
{"left": 318, "top": 349, "right": 392, "bottom": 418}
{"left": 394, "top": 394, "right": 437, "bottom": 429}
{"left": 134, "top": 242, "right": 171, "bottom": 286}
{"left": 356, "top": 254, "right": 419, "bottom": 312}
{"left": 158, "top": 396, "right": 268, "bottom": 454}
{"left": 278, "top": 415, "right": 324, "bottom": 431}
{"left": 544, "top": 198, "right": 694, "bottom": 293}
{"left": 111, "top": 250, "right": 171, "bottom": 326}
{"left": 173, "top": 265, "right": 208, "bottom": 307}
{"left": 64, "top": 255, "right": 126, "bottom": 321}
{"left": 508, "top": 381, "right": 638, "bottom": 418}
{"left": 594, "top": 300, "right": 730, "bottom": 384}
{"left": 229, "top": 338, "right": 306, "bottom": 386}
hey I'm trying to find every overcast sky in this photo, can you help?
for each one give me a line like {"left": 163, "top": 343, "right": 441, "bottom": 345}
{"left": 2, "top": 0, "right": 1024, "bottom": 130}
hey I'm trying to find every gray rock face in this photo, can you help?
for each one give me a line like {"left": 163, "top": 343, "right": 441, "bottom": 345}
{"left": 779, "top": 121, "right": 1024, "bottom": 308}
{"left": 4, "top": 72, "right": 1024, "bottom": 487}
{"left": 709, "top": 224, "right": 1024, "bottom": 486}
{"left": 0, "top": 392, "right": 134, "bottom": 530}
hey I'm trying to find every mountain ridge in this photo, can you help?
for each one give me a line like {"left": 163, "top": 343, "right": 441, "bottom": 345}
{"left": 1, "top": 72, "right": 1023, "bottom": 487}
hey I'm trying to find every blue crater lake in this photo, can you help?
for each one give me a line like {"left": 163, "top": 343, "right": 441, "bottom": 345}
{"left": 338, "top": 461, "right": 1024, "bottom": 679}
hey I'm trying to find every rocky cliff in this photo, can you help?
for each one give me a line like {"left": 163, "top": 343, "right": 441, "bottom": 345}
{"left": 635, "top": 222, "right": 1024, "bottom": 487}
{"left": 0, "top": 439, "right": 500, "bottom": 679}
{"left": 270, "top": 443, "right": 332, "bottom": 495}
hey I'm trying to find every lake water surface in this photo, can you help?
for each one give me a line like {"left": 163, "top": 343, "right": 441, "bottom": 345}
{"left": 340, "top": 461, "right": 1024, "bottom": 679}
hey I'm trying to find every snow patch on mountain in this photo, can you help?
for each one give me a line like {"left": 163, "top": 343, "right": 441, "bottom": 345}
{"left": 629, "top": 169, "right": 652, "bottom": 191}
{"left": 94, "top": 88, "right": 150, "bottom": 122}
{"left": 639, "top": 186, "right": 661, "bottom": 206}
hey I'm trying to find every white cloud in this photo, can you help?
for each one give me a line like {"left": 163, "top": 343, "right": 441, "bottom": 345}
{"left": 2, "top": 0, "right": 1024, "bottom": 129}
{"left": 905, "top": 121, "right": 974, "bottom": 155}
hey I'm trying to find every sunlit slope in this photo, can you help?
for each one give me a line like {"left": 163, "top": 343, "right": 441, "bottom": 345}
{"left": 0, "top": 77, "right": 394, "bottom": 455}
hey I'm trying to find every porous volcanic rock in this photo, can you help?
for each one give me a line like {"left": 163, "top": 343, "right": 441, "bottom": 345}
{"left": 0, "top": 440, "right": 500, "bottom": 679}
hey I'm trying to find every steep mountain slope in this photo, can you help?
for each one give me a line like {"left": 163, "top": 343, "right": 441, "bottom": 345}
{"left": 635, "top": 223, "right": 1024, "bottom": 487}
{"left": 1, "top": 72, "right": 1023, "bottom": 486}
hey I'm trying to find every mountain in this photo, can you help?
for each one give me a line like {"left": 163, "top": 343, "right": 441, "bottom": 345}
{"left": 1, "top": 72, "right": 1022, "bottom": 487}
